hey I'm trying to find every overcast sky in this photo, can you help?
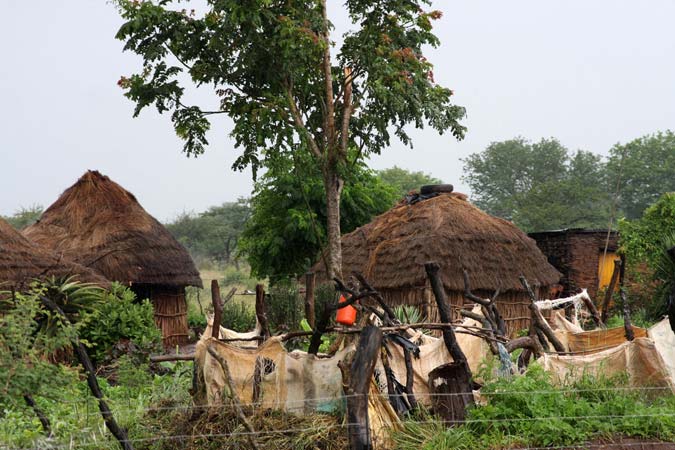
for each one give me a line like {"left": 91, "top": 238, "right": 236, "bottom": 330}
{"left": 2, "top": 1, "right": 674, "bottom": 222}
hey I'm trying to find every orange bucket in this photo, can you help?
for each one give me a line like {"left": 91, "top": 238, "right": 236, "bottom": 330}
{"left": 336, "top": 295, "right": 357, "bottom": 326}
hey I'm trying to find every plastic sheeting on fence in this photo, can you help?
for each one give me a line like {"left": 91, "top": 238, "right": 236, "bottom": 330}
{"left": 195, "top": 322, "right": 401, "bottom": 449}
{"left": 542, "top": 315, "right": 675, "bottom": 392}
{"left": 374, "top": 306, "right": 490, "bottom": 406}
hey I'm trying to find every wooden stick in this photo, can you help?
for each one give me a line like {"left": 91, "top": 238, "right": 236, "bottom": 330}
{"left": 667, "top": 246, "right": 675, "bottom": 334}
{"left": 580, "top": 294, "right": 604, "bottom": 328}
{"left": 305, "top": 272, "right": 316, "bottom": 328}
{"left": 519, "top": 276, "right": 566, "bottom": 353}
{"left": 255, "top": 284, "right": 271, "bottom": 340}
{"left": 207, "top": 344, "right": 260, "bottom": 450}
{"left": 150, "top": 353, "right": 195, "bottom": 362}
{"left": 345, "top": 326, "right": 382, "bottom": 450}
{"left": 621, "top": 288, "right": 635, "bottom": 341}
{"left": 402, "top": 347, "right": 417, "bottom": 410}
{"left": 24, "top": 394, "right": 51, "bottom": 437}
{"left": 425, "top": 262, "right": 470, "bottom": 372}
{"left": 211, "top": 280, "right": 222, "bottom": 339}
{"left": 39, "top": 296, "right": 133, "bottom": 450}
{"left": 600, "top": 259, "right": 622, "bottom": 324}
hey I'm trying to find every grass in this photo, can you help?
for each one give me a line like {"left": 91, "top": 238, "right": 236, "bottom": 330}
{"left": 0, "top": 360, "right": 193, "bottom": 449}
{"left": 393, "top": 361, "right": 675, "bottom": 450}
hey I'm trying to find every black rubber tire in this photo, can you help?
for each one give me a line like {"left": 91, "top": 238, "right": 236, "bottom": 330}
{"left": 420, "top": 184, "right": 454, "bottom": 195}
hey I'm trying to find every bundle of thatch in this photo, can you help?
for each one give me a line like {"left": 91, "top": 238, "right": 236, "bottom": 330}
{"left": 0, "top": 217, "right": 108, "bottom": 292}
{"left": 313, "top": 192, "right": 561, "bottom": 336}
{"left": 23, "top": 170, "right": 202, "bottom": 346}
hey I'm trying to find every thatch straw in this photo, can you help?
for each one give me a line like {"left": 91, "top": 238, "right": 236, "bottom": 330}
{"left": 0, "top": 217, "right": 109, "bottom": 291}
{"left": 23, "top": 171, "right": 202, "bottom": 288}
{"left": 314, "top": 193, "right": 560, "bottom": 293}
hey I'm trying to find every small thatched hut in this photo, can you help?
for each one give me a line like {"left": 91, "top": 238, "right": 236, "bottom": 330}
{"left": 23, "top": 170, "right": 203, "bottom": 347}
{"left": 313, "top": 191, "right": 561, "bottom": 336}
{"left": 0, "top": 217, "right": 109, "bottom": 292}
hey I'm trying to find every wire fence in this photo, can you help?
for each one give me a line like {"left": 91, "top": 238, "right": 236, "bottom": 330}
{"left": 3, "top": 386, "right": 675, "bottom": 450}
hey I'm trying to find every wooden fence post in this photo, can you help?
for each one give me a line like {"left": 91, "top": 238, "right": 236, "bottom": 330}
{"left": 345, "top": 325, "right": 382, "bottom": 450}
{"left": 211, "top": 280, "right": 222, "bottom": 339}
{"left": 305, "top": 272, "right": 316, "bottom": 328}
{"left": 255, "top": 284, "right": 271, "bottom": 340}
{"left": 600, "top": 259, "right": 622, "bottom": 324}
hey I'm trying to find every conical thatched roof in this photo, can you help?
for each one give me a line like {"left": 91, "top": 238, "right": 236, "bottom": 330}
{"left": 0, "top": 218, "right": 109, "bottom": 291}
{"left": 23, "top": 171, "right": 202, "bottom": 288}
{"left": 314, "top": 193, "right": 561, "bottom": 292}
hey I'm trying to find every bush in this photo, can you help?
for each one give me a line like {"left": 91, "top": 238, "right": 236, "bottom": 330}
{"left": 394, "top": 361, "right": 675, "bottom": 449}
{"left": 79, "top": 283, "right": 162, "bottom": 363}
{"left": 619, "top": 193, "right": 675, "bottom": 318}
{"left": 268, "top": 279, "right": 303, "bottom": 331}
{"left": 221, "top": 301, "right": 256, "bottom": 332}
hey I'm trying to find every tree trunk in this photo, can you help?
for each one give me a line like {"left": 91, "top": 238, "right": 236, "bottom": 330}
{"left": 305, "top": 272, "right": 316, "bottom": 328}
{"left": 345, "top": 325, "right": 382, "bottom": 450}
{"left": 324, "top": 168, "right": 344, "bottom": 280}
{"left": 428, "top": 363, "right": 474, "bottom": 425}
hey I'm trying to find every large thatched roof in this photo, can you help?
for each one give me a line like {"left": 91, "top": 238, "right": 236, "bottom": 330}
{"left": 0, "top": 218, "right": 109, "bottom": 291}
{"left": 314, "top": 193, "right": 561, "bottom": 292}
{"left": 23, "top": 171, "right": 202, "bottom": 288}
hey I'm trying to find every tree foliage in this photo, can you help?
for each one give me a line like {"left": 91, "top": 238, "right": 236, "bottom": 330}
{"left": 462, "top": 137, "right": 611, "bottom": 232}
{"left": 607, "top": 130, "right": 675, "bottom": 220}
{"left": 238, "top": 153, "right": 397, "bottom": 280}
{"left": 377, "top": 166, "right": 442, "bottom": 197}
{"left": 1, "top": 205, "right": 43, "bottom": 230}
{"left": 114, "top": 0, "right": 465, "bottom": 278}
{"left": 619, "top": 193, "right": 675, "bottom": 318}
{"left": 166, "top": 199, "right": 250, "bottom": 266}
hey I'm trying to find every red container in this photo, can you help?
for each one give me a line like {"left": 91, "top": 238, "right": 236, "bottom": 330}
{"left": 336, "top": 295, "right": 357, "bottom": 326}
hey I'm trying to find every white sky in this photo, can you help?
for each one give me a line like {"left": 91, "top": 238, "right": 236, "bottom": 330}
{"left": 1, "top": 1, "right": 674, "bottom": 222}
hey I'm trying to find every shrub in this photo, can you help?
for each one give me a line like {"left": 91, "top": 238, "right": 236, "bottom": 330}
{"left": 268, "top": 279, "right": 303, "bottom": 331}
{"left": 221, "top": 301, "right": 256, "bottom": 332}
{"left": 620, "top": 193, "right": 675, "bottom": 318}
{"left": 78, "top": 283, "right": 162, "bottom": 363}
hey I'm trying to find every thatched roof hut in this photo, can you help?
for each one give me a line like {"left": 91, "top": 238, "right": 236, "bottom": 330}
{"left": 23, "top": 170, "right": 202, "bottom": 347}
{"left": 313, "top": 192, "right": 561, "bottom": 336}
{"left": 0, "top": 217, "right": 108, "bottom": 292}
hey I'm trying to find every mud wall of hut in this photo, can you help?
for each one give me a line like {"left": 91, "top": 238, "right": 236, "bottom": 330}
{"left": 530, "top": 230, "right": 619, "bottom": 301}
{"left": 378, "top": 285, "right": 545, "bottom": 337}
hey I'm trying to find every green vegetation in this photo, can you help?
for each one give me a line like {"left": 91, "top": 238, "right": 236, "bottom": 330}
{"left": 377, "top": 166, "right": 443, "bottom": 197}
{"left": 461, "top": 137, "right": 611, "bottom": 232}
{"left": 165, "top": 199, "right": 250, "bottom": 267}
{"left": 115, "top": 0, "right": 466, "bottom": 281}
{"left": 239, "top": 157, "right": 397, "bottom": 280}
{"left": 1, "top": 204, "right": 43, "bottom": 229}
{"left": 220, "top": 300, "right": 257, "bottom": 332}
{"left": 394, "top": 363, "right": 675, "bottom": 449}
{"left": 607, "top": 130, "right": 675, "bottom": 220}
{"left": 78, "top": 283, "right": 162, "bottom": 363}
{"left": 619, "top": 193, "right": 675, "bottom": 318}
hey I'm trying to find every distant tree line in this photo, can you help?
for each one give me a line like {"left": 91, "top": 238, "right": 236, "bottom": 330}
{"left": 164, "top": 165, "right": 441, "bottom": 277}
{"left": 462, "top": 130, "right": 675, "bottom": 232}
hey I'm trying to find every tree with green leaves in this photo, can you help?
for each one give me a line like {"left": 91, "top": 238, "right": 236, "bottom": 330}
{"left": 1, "top": 205, "right": 43, "bottom": 230}
{"left": 607, "top": 130, "right": 675, "bottom": 220}
{"left": 114, "top": 0, "right": 465, "bottom": 279}
{"left": 377, "top": 166, "right": 442, "bottom": 197}
{"left": 461, "top": 137, "right": 612, "bottom": 232}
{"left": 166, "top": 199, "right": 250, "bottom": 266}
{"left": 238, "top": 152, "right": 396, "bottom": 281}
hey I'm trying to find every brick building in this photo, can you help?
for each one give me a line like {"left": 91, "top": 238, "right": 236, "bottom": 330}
{"left": 528, "top": 229, "right": 621, "bottom": 301}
